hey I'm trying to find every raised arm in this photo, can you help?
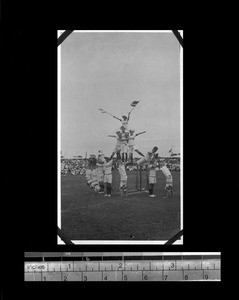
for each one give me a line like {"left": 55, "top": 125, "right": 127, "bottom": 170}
{"left": 127, "top": 112, "right": 131, "bottom": 121}
{"left": 135, "top": 131, "right": 146, "bottom": 136}
{"left": 113, "top": 115, "right": 122, "bottom": 122}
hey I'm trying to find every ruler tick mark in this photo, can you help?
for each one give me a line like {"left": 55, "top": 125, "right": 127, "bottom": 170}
{"left": 24, "top": 254, "right": 221, "bottom": 281}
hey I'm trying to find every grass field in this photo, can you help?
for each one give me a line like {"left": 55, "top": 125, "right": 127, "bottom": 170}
{"left": 61, "top": 170, "right": 181, "bottom": 241}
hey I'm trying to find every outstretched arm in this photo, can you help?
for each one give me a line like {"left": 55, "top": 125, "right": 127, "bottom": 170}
{"left": 135, "top": 149, "right": 145, "bottom": 157}
{"left": 113, "top": 115, "right": 122, "bottom": 121}
{"left": 109, "top": 152, "right": 115, "bottom": 160}
{"left": 127, "top": 112, "right": 131, "bottom": 121}
{"left": 135, "top": 131, "right": 146, "bottom": 136}
{"left": 108, "top": 135, "right": 117, "bottom": 138}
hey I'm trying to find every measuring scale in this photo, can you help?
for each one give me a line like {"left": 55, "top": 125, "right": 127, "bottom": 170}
{"left": 24, "top": 252, "right": 221, "bottom": 281}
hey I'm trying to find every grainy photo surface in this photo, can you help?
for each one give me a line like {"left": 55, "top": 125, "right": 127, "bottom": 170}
{"left": 58, "top": 30, "right": 183, "bottom": 244}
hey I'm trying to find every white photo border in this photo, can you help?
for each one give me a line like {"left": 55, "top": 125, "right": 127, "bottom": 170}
{"left": 57, "top": 30, "right": 183, "bottom": 245}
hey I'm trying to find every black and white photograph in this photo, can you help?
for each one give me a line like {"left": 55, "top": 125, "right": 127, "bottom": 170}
{"left": 58, "top": 30, "right": 183, "bottom": 244}
{"left": 1, "top": 14, "right": 227, "bottom": 299}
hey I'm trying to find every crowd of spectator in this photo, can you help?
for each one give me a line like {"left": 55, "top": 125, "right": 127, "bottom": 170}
{"left": 163, "top": 158, "right": 180, "bottom": 171}
{"left": 61, "top": 157, "right": 180, "bottom": 175}
{"left": 61, "top": 159, "right": 87, "bottom": 175}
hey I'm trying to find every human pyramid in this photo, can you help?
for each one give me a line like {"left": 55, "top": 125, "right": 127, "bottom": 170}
{"left": 86, "top": 101, "right": 173, "bottom": 198}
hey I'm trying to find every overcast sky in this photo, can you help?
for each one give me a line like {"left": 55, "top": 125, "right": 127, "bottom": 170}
{"left": 60, "top": 31, "right": 182, "bottom": 158}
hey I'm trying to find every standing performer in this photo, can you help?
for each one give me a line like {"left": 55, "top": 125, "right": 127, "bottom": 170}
{"left": 136, "top": 147, "right": 158, "bottom": 193}
{"left": 96, "top": 150, "right": 106, "bottom": 193}
{"left": 160, "top": 160, "right": 173, "bottom": 198}
{"left": 147, "top": 158, "right": 158, "bottom": 197}
{"left": 120, "top": 126, "right": 129, "bottom": 162}
{"left": 103, "top": 157, "right": 113, "bottom": 197}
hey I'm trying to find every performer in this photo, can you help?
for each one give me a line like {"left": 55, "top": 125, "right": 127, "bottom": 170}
{"left": 118, "top": 159, "right": 128, "bottom": 197}
{"left": 136, "top": 146, "right": 158, "bottom": 165}
{"left": 147, "top": 158, "right": 158, "bottom": 197}
{"left": 160, "top": 160, "right": 173, "bottom": 198}
{"left": 99, "top": 101, "right": 139, "bottom": 130}
{"left": 119, "top": 126, "right": 129, "bottom": 162}
{"left": 103, "top": 157, "right": 113, "bottom": 197}
{"left": 113, "top": 113, "right": 131, "bottom": 130}
{"left": 96, "top": 150, "right": 106, "bottom": 193}
{"left": 85, "top": 157, "right": 101, "bottom": 193}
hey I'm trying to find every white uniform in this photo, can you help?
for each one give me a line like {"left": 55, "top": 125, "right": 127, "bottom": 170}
{"left": 86, "top": 168, "right": 100, "bottom": 190}
{"left": 96, "top": 163, "right": 104, "bottom": 182}
{"left": 118, "top": 163, "right": 127, "bottom": 188}
{"left": 96, "top": 155, "right": 105, "bottom": 181}
{"left": 86, "top": 168, "right": 92, "bottom": 185}
{"left": 137, "top": 151, "right": 154, "bottom": 165}
{"left": 148, "top": 163, "right": 157, "bottom": 184}
{"left": 160, "top": 165, "right": 173, "bottom": 187}
{"left": 122, "top": 119, "right": 128, "bottom": 129}
{"left": 103, "top": 160, "right": 113, "bottom": 184}
{"left": 91, "top": 168, "right": 98, "bottom": 182}
{"left": 120, "top": 131, "right": 129, "bottom": 154}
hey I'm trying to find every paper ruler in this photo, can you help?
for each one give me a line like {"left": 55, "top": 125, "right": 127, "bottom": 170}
{"left": 25, "top": 252, "right": 221, "bottom": 281}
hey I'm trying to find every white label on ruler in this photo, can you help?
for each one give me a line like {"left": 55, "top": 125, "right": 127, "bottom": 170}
{"left": 25, "top": 262, "right": 48, "bottom": 272}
